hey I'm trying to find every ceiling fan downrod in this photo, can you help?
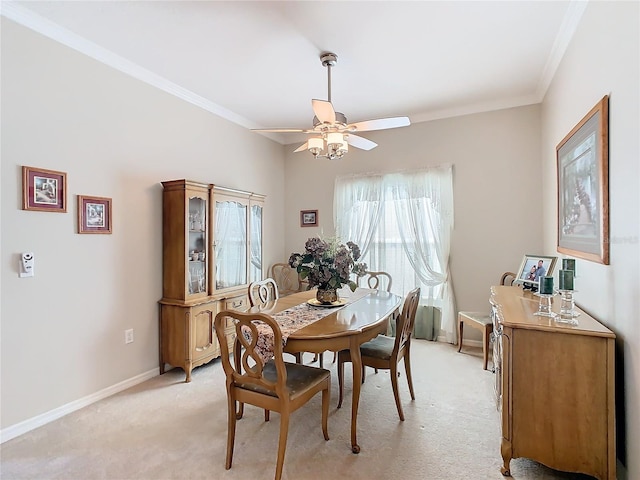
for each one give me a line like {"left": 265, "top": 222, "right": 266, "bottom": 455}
{"left": 320, "top": 52, "right": 337, "bottom": 103}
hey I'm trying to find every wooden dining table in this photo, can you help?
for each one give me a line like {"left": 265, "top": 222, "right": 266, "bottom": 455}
{"left": 246, "top": 287, "right": 402, "bottom": 454}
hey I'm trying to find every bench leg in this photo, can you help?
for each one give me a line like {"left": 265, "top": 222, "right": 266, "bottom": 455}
{"left": 482, "top": 326, "right": 490, "bottom": 370}
{"left": 457, "top": 317, "right": 464, "bottom": 353}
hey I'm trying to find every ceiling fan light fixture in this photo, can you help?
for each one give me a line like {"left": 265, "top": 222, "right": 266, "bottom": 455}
{"left": 308, "top": 137, "right": 324, "bottom": 157}
{"left": 327, "top": 132, "right": 344, "bottom": 148}
{"left": 326, "top": 132, "right": 348, "bottom": 160}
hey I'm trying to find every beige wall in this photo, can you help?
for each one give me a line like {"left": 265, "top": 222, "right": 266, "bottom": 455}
{"left": 1, "top": 19, "right": 285, "bottom": 430}
{"left": 283, "top": 105, "right": 542, "bottom": 313}
{"left": 540, "top": 1, "right": 639, "bottom": 477}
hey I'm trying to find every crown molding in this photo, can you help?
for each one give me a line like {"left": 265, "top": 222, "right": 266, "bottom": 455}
{"left": 536, "top": 0, "right": 589, "bottom": 101}
{"left": 1, "top": 1, "right": 261, "bottom": 132}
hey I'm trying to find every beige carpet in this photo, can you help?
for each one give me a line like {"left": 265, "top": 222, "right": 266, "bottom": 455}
{"left": 1, "top": 341, "right": 593, "bottom": 480}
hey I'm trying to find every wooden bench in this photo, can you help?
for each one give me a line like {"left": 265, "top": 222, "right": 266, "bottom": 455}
{"left": 457, "top": 311, "right": 493, "bottom": 370}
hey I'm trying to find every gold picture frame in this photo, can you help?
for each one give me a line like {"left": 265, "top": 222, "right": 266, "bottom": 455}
{"left": 556, "top": 95, "right": 609, "bottom": 264}
{"left": 22, "top": 166, "right": 67, "bottom": 212}
{"left": 78, "top": 195, "right": 112, "bottom": 234}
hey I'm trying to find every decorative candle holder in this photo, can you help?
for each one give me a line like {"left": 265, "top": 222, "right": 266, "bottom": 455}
{"left": 556, "top": 289, "right": 579, "bottom": 325}
{"left": 534, "top": 293, "right": 557, "bottom": 318}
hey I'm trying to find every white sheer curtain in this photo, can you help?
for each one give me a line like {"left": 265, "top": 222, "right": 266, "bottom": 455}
{"left": 388, "top": 167, "right": 456, "bottom": 343}
{"left": 334, "top": 165, "right": 457, "bottom": 343}
{"left": 250, "top": 205, "right": 262, "bottom": 282}
{"left": 334, "top": 173, "right": 384, "bottom": 258}
{"left": 214, "top": 201, "right": 247, "bottom": 289}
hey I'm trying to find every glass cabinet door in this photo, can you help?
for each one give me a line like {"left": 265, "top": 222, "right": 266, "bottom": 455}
{"left": 188, "top": 195, "right": 207, "bottom": 295}
{"left": 250, "top": 203, "right": 263, "bottom": 283}
{"left": 214, "top": 199, "right": 247, "bottom": 290}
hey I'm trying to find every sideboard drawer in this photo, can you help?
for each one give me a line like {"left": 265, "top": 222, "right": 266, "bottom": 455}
{"left": 223, "top": 294, "right": 248, "bottom": 311}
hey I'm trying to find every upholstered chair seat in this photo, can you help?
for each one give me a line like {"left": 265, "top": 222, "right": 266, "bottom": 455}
{"left": 238, "top": 360, "right": 331, "bottom": 398}
{"left": 358, "top": 335, "right": 396, "bottom": 360}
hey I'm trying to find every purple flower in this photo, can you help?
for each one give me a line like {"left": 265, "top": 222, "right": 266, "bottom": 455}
{"left": 289, "top": 237, "right": 366, "bottom": 292}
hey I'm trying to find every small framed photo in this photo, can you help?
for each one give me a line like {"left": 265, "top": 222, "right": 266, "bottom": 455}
{"left": 22, "top": 166, "right": 67, "bottom": 212}
{"left": 300, "top": 209, "right": 318, "bottom": 227}
{"left": 78, "top": 195, "right": 112, "bottom": 234}
{"left": 514, "top": 254, "right": 558, "bottom": 287}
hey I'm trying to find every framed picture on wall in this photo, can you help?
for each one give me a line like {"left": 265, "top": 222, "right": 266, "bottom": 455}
{"left": 300, "top": 210, "right": 318, "bottom": 227}
{"left": 78, "top": 195, "right": 112, "bottom": 234}
{"left": 22, "top": 166, "right": 67, "bottom": 212}
{"left": 556, "top": 95, "right": 609, "bottom": 264}
{"left": 514, "top": 254, "right": 558, "bottom": 287}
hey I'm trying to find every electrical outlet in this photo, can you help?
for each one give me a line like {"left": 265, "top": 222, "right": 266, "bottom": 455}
{"left": 125, "top": 329, "right": 134, "bottom": 344}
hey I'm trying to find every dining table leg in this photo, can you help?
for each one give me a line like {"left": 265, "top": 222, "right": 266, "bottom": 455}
{"left": 349, "top": 337, "right": 363, "bottom": 454}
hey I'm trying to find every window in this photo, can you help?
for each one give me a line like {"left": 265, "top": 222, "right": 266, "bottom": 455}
{"left": 334, "top": 166, "right": 457, "bottom": 343}
{"left": 362, "top": 194, "right": 443, "bottom": 299}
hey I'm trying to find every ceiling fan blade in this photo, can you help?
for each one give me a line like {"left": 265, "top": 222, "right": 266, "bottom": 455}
{"left": 346, "top": 134, "right": 378, "bottom": 151}
{"left": 347, "top": 116, "right": 410, "bottom": 132}
{"left": 252, "top": 128, "right": 309, "bottom": 133}
{"left": 293, "top": 142, "right": 308, "bottom": 153}
{"left": 312, "top": 99, "right": 336, "bottom": 124}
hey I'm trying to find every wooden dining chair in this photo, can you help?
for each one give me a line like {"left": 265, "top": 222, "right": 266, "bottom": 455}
{"left": 337, "top": 287, "right": 420, "bottom": 421}
{"left": 501, "top": 271, "right": 517, "bottom": 286}
{"left": 214, "top": 310, "right": 330, "bottom": 480}
{"left": 357, "top": 270, "right": 393, "bottom": 292}
{"left": 346, "top": 270, "right": 394, "bottom": 371}
{"left": 269, "top": 263, "right": 303, "bottom": 296}
{"left": 248, "top": 278, "right": 303, "bottom": 364}
{"left": 321, "top": 268, "right": 396, "bottom": 370}
{"left": 248, "top": 278, "right": 280, "bottom": 307}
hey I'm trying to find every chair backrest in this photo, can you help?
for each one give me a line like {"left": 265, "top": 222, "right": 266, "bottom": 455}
{"left": 393, "top": 287, "right": 421, "bottom": 356}
{"left": 500, "top": 271, "right": 517, "bottom": 286}
{"left": 269, "top": 263, "right": 302, "bottom": 296}
{"left": 214, "top": 310, "right": 287, "bottom": 397}
{"left": 357, "top": 271, "right": 393, "bottom": 292}
{"left": 248, "top": 278, "right": 280, "bottom": 307}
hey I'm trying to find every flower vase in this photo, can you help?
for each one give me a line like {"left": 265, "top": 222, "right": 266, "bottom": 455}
{"left": 316, "top": 287, "right": 338, "bottom": 304}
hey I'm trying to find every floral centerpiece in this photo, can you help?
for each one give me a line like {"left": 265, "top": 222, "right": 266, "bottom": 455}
{"left": 289, "top": 237, "right": 367, "bottom": 304}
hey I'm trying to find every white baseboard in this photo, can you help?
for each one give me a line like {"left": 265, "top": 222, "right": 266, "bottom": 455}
{"left": 1, "top": 368, "right": 158, "bottom": 444}
{"left": 434, "top": 333, "right": 483, "bottom": 349}
{"left": 459, "top": 339, "right": 484, "bottom": 348}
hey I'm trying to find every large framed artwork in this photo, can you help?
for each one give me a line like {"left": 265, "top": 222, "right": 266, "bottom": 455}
{"left": 22, "top": 166, "right": 67, "bottom": 212}
{"left": 556, "top": 95, "right": 609, "bottom": 265}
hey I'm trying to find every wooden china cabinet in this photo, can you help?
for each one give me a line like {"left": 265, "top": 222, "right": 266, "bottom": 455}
{"left": 491, "top": 286, "right": 615, "bottom": 480}
{"left": 159, "top": 180, "right": 264, "bottom": 382}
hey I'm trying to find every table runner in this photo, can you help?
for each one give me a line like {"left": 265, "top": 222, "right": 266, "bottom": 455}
{"left": 243, "top": 288, "right": 372, "bottom": 364}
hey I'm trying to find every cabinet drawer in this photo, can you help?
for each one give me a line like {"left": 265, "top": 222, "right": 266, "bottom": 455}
{"left": 223, "top": 295, "right": 248, "bottom": 311}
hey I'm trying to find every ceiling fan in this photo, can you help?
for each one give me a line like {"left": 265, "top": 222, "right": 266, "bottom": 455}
{"left": 252, "top": 52, "right": 411, "bottom": 160}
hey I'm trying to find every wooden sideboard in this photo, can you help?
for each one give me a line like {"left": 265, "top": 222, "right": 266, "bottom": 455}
{"left": 490, "top": 286, "right": 615, "bottom": 480}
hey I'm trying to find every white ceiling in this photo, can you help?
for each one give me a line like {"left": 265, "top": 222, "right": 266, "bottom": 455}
{"left": 5, "top": 1, "right": 586, "bottom": 145}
